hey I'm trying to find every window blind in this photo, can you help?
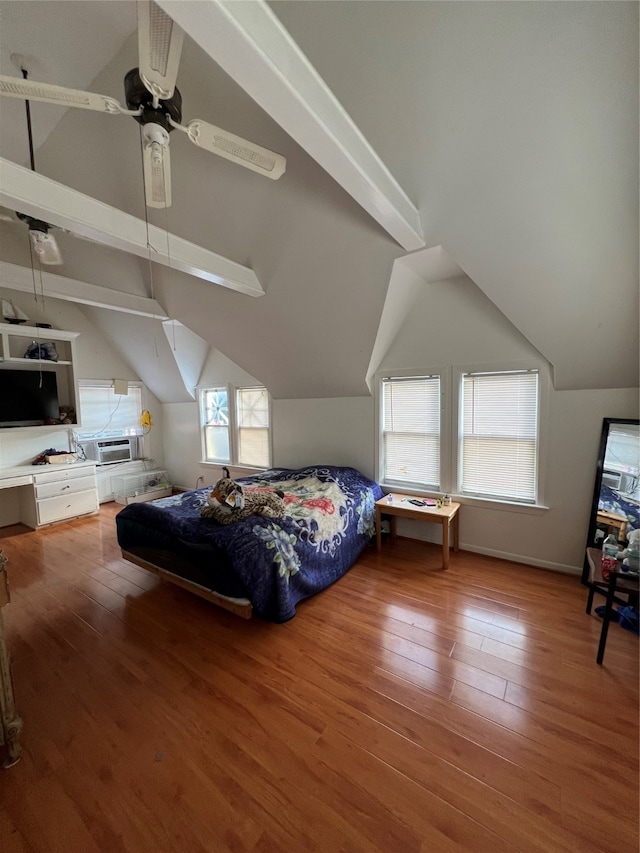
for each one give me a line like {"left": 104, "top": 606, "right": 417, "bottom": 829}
{"left": 76, "top": 384, "right": 143, "bottom": 438}
{"left": 236, "top": 387, "right": 270, "bottom": 468}
{"left": 382, "top": 376, "right": 440, "bottom": 487}
{"left": 460, "top": 370, "right": 538, "bottom": 502}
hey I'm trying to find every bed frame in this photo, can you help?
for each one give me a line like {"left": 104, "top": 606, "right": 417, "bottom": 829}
{"left": 121, "top": 550, "right": 253, "bottom": 619}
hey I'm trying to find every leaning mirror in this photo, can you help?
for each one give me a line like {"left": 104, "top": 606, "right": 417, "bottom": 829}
{"left": 583, "top": 418, "right": 640, "bottom": 583}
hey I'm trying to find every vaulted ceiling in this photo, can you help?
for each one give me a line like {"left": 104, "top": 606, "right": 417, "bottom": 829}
{"left": 0, "top": 0, "right": 637, "bottom": 400}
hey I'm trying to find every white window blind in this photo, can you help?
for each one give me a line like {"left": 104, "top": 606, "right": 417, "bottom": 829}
{"left": 382, "top": 375, "right": 440, "bottom": 487}
{"left": 202, "top": 388, "right": 230, "bottom": 462}
{"left": 76, "top": 384, "right": 143, "bottom": 439}
{"left": 460, "top": 370, "right": 539, "bottom": 502}
{"left": 236, "top": 387, "right": 270, "bottom": 468}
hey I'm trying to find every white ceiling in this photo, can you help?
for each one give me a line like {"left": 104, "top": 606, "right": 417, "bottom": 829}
{"left": 0, "top": 0, "right": 637, "bottom": 400}
{"left": 0, "top": 0, "right": 136, "bottom": 164}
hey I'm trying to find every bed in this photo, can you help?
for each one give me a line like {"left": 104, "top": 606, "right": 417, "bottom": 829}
{"left": 116, "top": 465, "right": 382, "bottom": 622}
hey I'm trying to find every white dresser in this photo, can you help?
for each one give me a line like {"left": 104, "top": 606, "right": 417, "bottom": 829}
{"left": 0, "top": 462, "right": 98, "bottom": 529}
{"left": 21, "top": 465, "right": 99, "bottom": 528}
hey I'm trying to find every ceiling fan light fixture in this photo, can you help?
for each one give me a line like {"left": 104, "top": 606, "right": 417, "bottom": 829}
{"left": 142, "top": 122, "right": 171, "bottom": 208}
{"left": 29, "top": 227, "right": 64, "bottom": 265}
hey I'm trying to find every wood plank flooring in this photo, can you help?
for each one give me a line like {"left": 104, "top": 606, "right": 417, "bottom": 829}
{"left": 0, "top": 504, "right": 637, "bottom": 852}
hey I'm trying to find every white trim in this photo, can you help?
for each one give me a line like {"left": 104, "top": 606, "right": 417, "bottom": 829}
{"left": 157, "top": 0, "right": 424, "bottom": 251}
{"left": 376, "top": 359, "right": 550, "bottom": 507}
{"left": 375, "top": 365, "right": 448, "bottom": 491}
{"left": 198, "top": 463, "right": 267, "bottom": 475}
{"left": 0, "top": 158, "right": 264, "bottom": 297}
{"left": 197, "top": 383, "right": 272, "bottom": 469}
{"left": 233, "top": 384, "right": 272, "bottom": 469}
{"left": 0, "top": 261, "right": 168, "bottom": 319}
{"left": 457, "top": 543, "right": 580, "bottom": 576}
{"left": 451, "top": 358, "right": 550, "bottom": 505}
{"left": 197, "top": 385, "right": 231, "bottom": 465}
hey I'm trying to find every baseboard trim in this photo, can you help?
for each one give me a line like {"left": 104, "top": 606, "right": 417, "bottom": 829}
{"left": 459, "top": 542, "right": 581, "bottom": 575}
{"left": 392, "top": 533, "right": 581, "bottom": 575}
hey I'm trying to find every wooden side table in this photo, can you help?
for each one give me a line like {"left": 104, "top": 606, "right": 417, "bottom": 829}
{"left": 0, "top": 550, "right": 22, "bottom": 768}
{"left": 375, "top": 495, "right": 460, "bottom": 569}
{"left": 596, "top": 510, "right": 628, "bottom": 543}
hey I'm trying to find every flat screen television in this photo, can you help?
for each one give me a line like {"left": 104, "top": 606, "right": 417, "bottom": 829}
{"left": 0, "top": 369, "right": 59, "bottom": 427}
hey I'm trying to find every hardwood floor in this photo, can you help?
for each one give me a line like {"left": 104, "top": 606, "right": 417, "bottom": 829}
{"left": 0, "top": 504, "right": 637, "bottom": 852}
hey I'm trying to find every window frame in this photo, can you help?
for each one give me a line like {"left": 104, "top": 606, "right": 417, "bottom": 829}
{"left": 199, "top": 385, "right": 232, "bottom": 464}
{"left": 452, "top": 360, "right": 549, "bottom": 508}
{"left": 455, "top": 368, "right": 539, "bottom": 504}
{"left": 198, "top": 383, "right": 272, "bottom": 470}
{"left": 375, "top": 366, "right": 450, "bottom": 493}
{"left": 375, "top": 360, "right": 549, "bottom": 510}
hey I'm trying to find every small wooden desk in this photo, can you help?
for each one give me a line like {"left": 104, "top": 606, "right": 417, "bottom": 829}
{"left": 375, "top": 495, "right": 460, "bottom": 569}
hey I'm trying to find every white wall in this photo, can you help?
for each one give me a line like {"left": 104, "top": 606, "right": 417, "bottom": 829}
{"left": 273, "top": 397, "right": 374, "bottom": 478}
{"left": 161, "top": 401, "right": 201, "bottom": 491}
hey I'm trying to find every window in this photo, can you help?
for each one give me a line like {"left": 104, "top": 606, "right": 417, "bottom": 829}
{"left": 76, "top": 382, "right": 144, "bottom": 439}
{"left": 202, "top": 387, "right": 230, "bottom": 462}
{"left": 381, "top": 375, "right": 441, "bottom": 489}
{"left": 377, "top": 365, "right": 543, "bottom": 506}
{"left": 459, "top": 370, "right": 539, "bottom": 503}
{"left": 236, "top": 387, "right": 270, "bottom": 468}
{"left": 199, "top": 385, "right": 271, "bottom": 468}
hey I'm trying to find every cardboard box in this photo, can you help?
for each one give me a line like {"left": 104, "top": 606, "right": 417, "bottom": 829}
{"left": 45, "top": 453, "right": 78, "bottom": 464}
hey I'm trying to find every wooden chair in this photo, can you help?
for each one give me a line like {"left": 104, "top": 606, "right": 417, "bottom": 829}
{"left": 585, "top": 547, "right": 639, "bottom": 664}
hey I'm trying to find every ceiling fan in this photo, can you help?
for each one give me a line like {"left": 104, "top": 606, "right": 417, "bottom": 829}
{"left": 0, "top": 0, "right": 287, "bottom": 215}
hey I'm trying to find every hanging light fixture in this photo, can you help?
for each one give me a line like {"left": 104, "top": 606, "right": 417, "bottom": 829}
{"left": 13, "top": 56, "right": 63, "bottom": 265}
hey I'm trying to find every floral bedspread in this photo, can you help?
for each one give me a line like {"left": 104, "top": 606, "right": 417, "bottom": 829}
{"left": 116, "top": 466, "right": 382, "bottom": 622}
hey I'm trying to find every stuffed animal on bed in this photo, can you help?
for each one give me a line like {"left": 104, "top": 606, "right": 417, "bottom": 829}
{"left": 200, "top": 477, "right": 286, "bottom": 525}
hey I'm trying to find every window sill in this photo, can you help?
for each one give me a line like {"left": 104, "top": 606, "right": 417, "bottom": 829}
{"left": 380, "top": 484, "right": 549, "bottom": 515}
{"left": 199, "top": 462, "right": 268, "bottom": 474}
{"left": 456, "top": 494, "right": 549, "bottom": 515}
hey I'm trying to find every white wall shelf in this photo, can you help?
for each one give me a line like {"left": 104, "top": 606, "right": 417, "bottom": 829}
{"left": 0, "top": 324, "right": 80, "bottom": 431}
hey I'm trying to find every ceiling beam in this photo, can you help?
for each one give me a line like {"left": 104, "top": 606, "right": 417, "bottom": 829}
{"left": 157, "top": 0, "right": 425, "bottom": 252}
{"left": 0, "top": 261, "right": 169, "bottom": 319}
{"left": 0, "top": 158, "right": 264, "bottom": 297}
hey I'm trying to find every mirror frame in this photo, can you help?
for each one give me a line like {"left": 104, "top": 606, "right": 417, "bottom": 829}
{"left": 582, "top": 417, "right": 640, "bottom": 583}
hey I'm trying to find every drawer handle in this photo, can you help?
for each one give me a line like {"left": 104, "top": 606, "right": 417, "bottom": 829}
{"left": 62, "top": 485, "right": 71, "bottom": 490}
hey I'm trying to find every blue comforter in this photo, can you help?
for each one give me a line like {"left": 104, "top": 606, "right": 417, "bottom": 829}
{"left": 116, "top": 465, "right": 382, "bottom": 622}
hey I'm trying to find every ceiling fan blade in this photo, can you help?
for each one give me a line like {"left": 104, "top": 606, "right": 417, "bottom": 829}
{"left": 179, "top": 119, "right": 286, "bottom": 180}
{"left": 29, "top": 230, "right": 63, "bottom": 265}
{"left": 142, "top": 124, "right": 172, "bottom": 208}
{"left": 0, "top": 74, "right": 133, "bottom": 115}
{"left": 137, "top": 0, "right": 184, "bottom": 102}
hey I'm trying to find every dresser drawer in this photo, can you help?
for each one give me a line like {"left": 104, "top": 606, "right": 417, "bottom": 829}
{"left": 34, "top": 475, "right": 96, "bottom": 501}
{"left": 36, "top": 490, "right": 98, "bottom": 525}
{"left": 33, "top": 465, "right": 95, "bottom": 486}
